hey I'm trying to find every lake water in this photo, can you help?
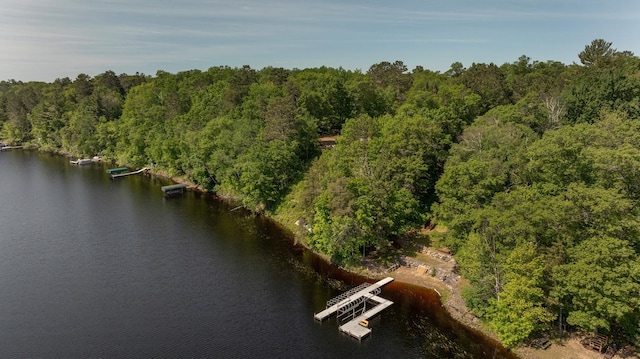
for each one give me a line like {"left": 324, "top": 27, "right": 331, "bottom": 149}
{"left": 0, "top": 150, "right": 514, "bottom": 358}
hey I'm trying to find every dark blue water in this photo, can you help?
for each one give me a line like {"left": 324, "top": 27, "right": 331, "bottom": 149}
{"left": 0, "top": 150, "right": 513, "bottom": 358}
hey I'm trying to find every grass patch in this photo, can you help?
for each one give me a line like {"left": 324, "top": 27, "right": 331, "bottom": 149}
{"left": 414, "top": 253, "right": 445, "bottom": 267}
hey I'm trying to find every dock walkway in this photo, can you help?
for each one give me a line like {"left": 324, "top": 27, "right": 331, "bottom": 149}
{"left": 111, "top": 167, "right": 149, "bottom": 179}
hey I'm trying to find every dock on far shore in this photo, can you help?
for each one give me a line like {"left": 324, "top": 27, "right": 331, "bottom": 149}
{"left": 110, "top": 167, "right": 149, "bottom": 179}
{"left": 0, "top": 145, "right": 24, "bottom": 151}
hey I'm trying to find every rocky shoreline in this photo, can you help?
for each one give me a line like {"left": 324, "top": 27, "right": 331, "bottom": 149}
{"left": 353, "top": 243, "right": 498, "bottom": 340}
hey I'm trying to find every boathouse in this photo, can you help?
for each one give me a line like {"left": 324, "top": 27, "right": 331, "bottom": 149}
{"left": 161, "top": 184, "right": 187, "bottom": 196}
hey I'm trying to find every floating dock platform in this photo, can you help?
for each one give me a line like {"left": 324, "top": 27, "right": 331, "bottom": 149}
{"left": 338, "top": 295, "right": 393, "bottom": 340}
{"left": 314, "top": 277, "right": 394, "bottom": 341}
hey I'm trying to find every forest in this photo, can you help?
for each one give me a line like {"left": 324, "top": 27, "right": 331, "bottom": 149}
{"left": 1, "top": 39, "right": 639, "bottom": 348}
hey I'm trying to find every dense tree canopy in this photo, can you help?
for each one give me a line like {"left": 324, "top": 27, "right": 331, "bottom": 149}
{"left": 1, "top": 39, "right": 638, "bottom": 348}
{"left": 432, "top": 45, "right": 640, "bottom": 346}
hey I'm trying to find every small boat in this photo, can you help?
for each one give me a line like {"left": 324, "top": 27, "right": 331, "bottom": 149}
{"left": 70, "top": 158, "right": 93, "bottom": 165}
{"left": 358, "top": 319, "right": 369, "bottom": 328}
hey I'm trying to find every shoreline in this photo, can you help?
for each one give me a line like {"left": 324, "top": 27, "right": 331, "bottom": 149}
{"left": 351, "top": 249, "right": 498, "bottom": 341}
{"left": 143, "top": 164, "right": 507, "bottom": 343}
{"left": 86, "top": 155, "right": 640, "bottom": 358}
{"left": 62, "top": 151, "right": 601, "bottom": 357}
{"left": 106, "top": 160, "right": 508, "bottom": 344}
{"left": 20, "top": 149, "right": 503, "bottom": 346}
{"left": 147, "top": 168, "right": 509, "bottom": 340}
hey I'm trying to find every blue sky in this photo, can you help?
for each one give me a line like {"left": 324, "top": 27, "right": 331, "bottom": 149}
{"left": 1, "top": 0, "right": 638, "bottom": 82}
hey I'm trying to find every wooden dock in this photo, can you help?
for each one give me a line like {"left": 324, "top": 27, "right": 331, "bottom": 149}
{"left": 314, "top": 277, "right": 394, "bottom": 341}
{"left": 111, "top": 167, "right": 149, "bottom": 179}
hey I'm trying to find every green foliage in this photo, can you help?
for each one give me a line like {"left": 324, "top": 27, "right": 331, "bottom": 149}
{"left": 564, "top": 55, "right": 640, "bottom": 124}
{"left": 235, "top": 139, "right": 303, "bottom": 210}
{"left": 487, "top": 280, "right": 553, "bottom": 348}
{"left": 60, "top": 99, "right": 100, "bottom": 156}
{"left": 578, "top": 39, "right": 616, "bottom": 67}
{"left": 292, "top": 68, "right": 355, "bottom": 134}
{"left": 1, "top": 81, "right": 44, "bottom": 143}
{"left": 552, "top": 236, "right": 640, "bottom": 333}
{"left": 367, "top": 60, "right": 412, "bottom": 104}
{"left": 3, "top": 39, "right": 640, "bottom": 347}
{"left": 434, "top": 42, "right": 640, "bottom": 343}
{"left": 433, "top": 118, "right": 537, "bottom": 244}
{"left": 298, "top": 110, "right": 452, "bottom": 263}
{"left": 457, "top": 62, "right": 512, "bottom": 114}
{"left": 486, "top": 242, "right": 554, "bottom": 347}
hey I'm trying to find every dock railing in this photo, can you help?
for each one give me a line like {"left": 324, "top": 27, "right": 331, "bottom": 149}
{"left": 313, "top": 277, "right": 394, "bottom": 340}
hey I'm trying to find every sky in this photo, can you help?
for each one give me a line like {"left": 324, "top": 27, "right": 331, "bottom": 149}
{"left": 1, "top": 0, "right": 638, "bottom": 82}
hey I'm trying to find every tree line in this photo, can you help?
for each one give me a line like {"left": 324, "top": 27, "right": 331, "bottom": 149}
{"left": 1, "top": 39, "right": 638, "bottom": 348}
